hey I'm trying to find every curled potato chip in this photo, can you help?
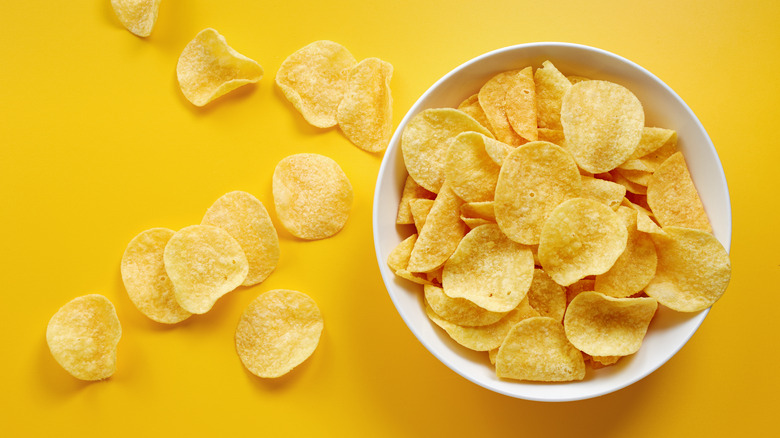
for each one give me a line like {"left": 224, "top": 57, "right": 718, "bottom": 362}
{"left": 111, "top": 0, "right": 161, "bottom": 37}
{"left": 496, "top": 316, "right": 585, "bottom": 382}
{"left": 445, "top": 132, "right": 503, "bottom": 202}
{"left": 338, "top": 57, "right": 394, "bottom": 152}
{"left": 494, "top": 141, "right": 582, "bottom": 245}
{"left": 387, "top": 234, "right": 431, "bottom": 285}
{"left": 273, "top": 153, "right": 353, "bottom": 240}
{"left": 457, "top": 94, "right": 493, "bottom": 133}
{"left": 396, "top": 175, "right": 436, "bottom": 225}
{"left": 505, "top": 67, "right": 538, "bottom": 142}
{"left": 442, "top": 224, "right": 534, "bottom": 312}
{"left": 564, "top": 292, "right": 658, "bottom": 356}
{"left": 177, "top": 28, "right": 263, "bottom": 107}
{"left": 202, "top": 191, "right": 280, "bottom": 286}
{"left": 409, "top": 198, "right": 434, "bottom": 233}
{"left": 538, "top": 198, "right": 628, "bottom": 286}
{"left": 46, "top": 295, "right": 122, "bottom": 381}
{"left": 645, "top": 227, "right": 731, "bottom": 312}
{"left": 407, "top": 183, "right": 466, "bottom": 273}
{"left": 236, "top": 290, "right": 323, "bottom": 378}
{"left": 527, "top": 269, "right": 567, "bottom": 322}
{"left": 164, "top": 225, "right": 248, "bottom": 314}
{"left": 534, "top": 61, "right": 571, "bottom": 130}
{"left": 625, "top": 127, "right": 677, "bottom": 162}
{"left": 646, "top": 152, "right": 712, "bottom": 232}
{"left": 580, "top": 175, "right": 626, "bottom": 210}
{"left": 121, "top": 228, "right": 192, "bottom": 324}
{"left": 425, "top": 284, "right": 507, "bottom": 326}
{"left": 460, "top": 201, "right": 495, "bottom": 222}
{"left": 276, "top": 40, "right": 356, "bottom": 128}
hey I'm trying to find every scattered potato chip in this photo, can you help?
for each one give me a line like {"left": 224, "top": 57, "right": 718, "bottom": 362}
{"left": 111, "top": 0, "right": 161, "bottom": 37}
{"left": 236, "top": 289, "right": 323, "bottom": 378}
{"left": 176, "top": 28, "right": 263, "bottom": 107}
{"left": 337, "top": 57, "right": 394, "bottom": 152}
{"left": 273, "top": 153, "right": 353, "bottom": 240}
{"left": 164, "top": 225, "right": 248, "bottom": 314}
{"left": 121, "top": 228, "right": 192, "bottom": 324}
{"left": 505, "top": 67, "right": 538, "bottom": 142}
{"left": 527, "top": 269, "right": 567, "bottom": 322}
{"left": 645, "top": 227, "right": 731, "bottom": 312}
{"left": 409, "top": 198, "right": 435, "bottom": 234}
{"left": 457, "top": 94, "right": 493, "bottom": 133}
{"left": 496, "top": 316, "right": 585, "bottom": 382}
{"left": 580, "top": 175, "right": 626, "bottom": 210}
{"left": 202, "top": 191, "right": 280, "bottom": 286}
{"left": 495, "top": 141, "right": 581, "bottom": 245}
{"left": 275, "top": 40, "right": 356, "bottom": 128}
{"left": 478, "top": 69, "right": 528, "bottom": 146}
{"left": 425, "top": 284, "right": 507, "bottom": 327}
{"left": 646, "top": 152, "right": 712, "bottom": 232}
{"left": 445, "top": 132, "right": 503, "bottom": 202}
{"left": 396, "top": 175, "right": 436, "bottom": 224}
{"left": 534, "top": 61, "right": 571, "bottom": 130}
{"left": 564, "top": 292, "right": 657, "bottom": 356}
{"left": 407, "top": 183, "right": 466, "bottom": 273}
{"left": 46, "top": 294, "right": 122, "bottom": 381}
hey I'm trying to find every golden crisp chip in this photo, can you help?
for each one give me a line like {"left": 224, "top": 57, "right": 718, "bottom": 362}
{"left": 163, "top": 225, "right": 248, "bottom": 314}
{"left": 566, "top": 278, "right": 595, "bottom": 304}
{"left": 589, "top": 355, "right": 620, "bottom": 368}
{"left": 176, "top": 28, "right": 263, "bottom": 107}
{"left": 483, "top": 138, "right": 514, "bottom": 166}
{"left": 625, "top": 127, "right": 677, "bottom": 162}
{"left": 611, "top": 170, "right": 647, "bottom": 195}
{"left": 407, "top": 183, "right": 466, "bottom": 273}
{"left": 536, "top": 128, "right": 567, "bottom": 148}
{"left": 567, "top": 75, "right": 591, "bottom": 85}
{"left": 615, "top": 168, "right": 652, "bottom": 187}
{"left": 594, "top": 207, "right": 657, "bottom": 298}
{"left": 273, "top": 153, "right": 353, "bottom": 240}
{"left": 646, "top": 152, "right": 712, "bottom": 232}
{"left": 275, "top": 40, "right": 356, "bottom": 128}
{"left": 561, "top": 80, "right": 644, "bottom": 173}
{"left": 636, "top": 208, "right": 665, "bottom": 235}
{"left": 46, "top": 294, "right": 122, "bottom": 381}
{"left": 425, "top": 284, "right": 507, "bottom": 327}
{"left": 236, "top": 289, "right": 323, "bottom": 378}
{"left": 580, "top": 175, "right": 626, "bottom": 210}
{"left": 534, "top": 61, "right": 572, "bottom": 130}
{"left": 409, "top": 198, "right": 435, "bottom": 234}
{"left": 121, "top": 228, "right": 192, "bottom": 324}
{"left": 202, "top": 191, "right": 280, "bottom": 286}
{"left": 527, "top": 269, "right": 567, "bottom": 322}
{"left": 645, "top": 227, "right": 731, "bottom": 312}
{"left": 457, "top": 94, "right": 493, "bottom": 133}
{"left": 445, "top": 132, "right": 503, "bottom": 202}
{"left": 111, "top": 0, "right": 160, "bottom": 37}
{"left": 495, "top": 141, "right": 582, "bottom": 245}
{"left": 396, "top": 175, "right": 436, "bottom": 225}
{"left": 505, "top": 67, "right": 538, "bottom": 142}
{"left": 401, "top": 108, "right": 493, "bottom": 193}
{"left": 461, "top": 218, "right": 491, "bottom": 229}
{"left": 488, "top": 348, "right": 498, "bottom": 365}
{"left": 337, "top": 57, "right": 394, "bottom": 152}
{"left": 460, "top": 201, "right": 496, "bottom": 222}
{"left": 478, "top": 69, "right": 528, "bottom": 146}
{"left": 442, "top": 224, "right": 534, "bottom": 312}
{"left": 538, "top": 198, "right": 628, "bottom": 286}
{"left": 564, "top": 292, "right": 658, "bottom": 356}
{"left": 496, "top": 316, "right": 585, "bottom": 382}
{"left": 387, "top": 234, "right": 431, "bottom": 285}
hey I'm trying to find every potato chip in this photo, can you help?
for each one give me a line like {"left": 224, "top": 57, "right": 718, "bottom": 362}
{"left": 527, "top": 269, "right": 567, "bottom": 322}
{"left": 276, "top": 40, "right": 356, "bottom": 128}
{"left": 534, "top": 61, "right": 571, "bottom": 130}
{"left": 176, "top": 28, "right": 263, "bottom": 107}
{"left": 561, "top": 80, "right": 644, "bottom": 173}
{"left": 564, "top": 292, "right": 657, "bottom": 356}
{"left": 442, "top": 224, "right": 534, "bottom": 312}
{"left": 538, "top": 198, "right": 628, "bottom": 286}
{"left": 483, "top": 138, "right": 514, "bottom": 166}
{"left": 615, "top": 168, "right": 652, "bottom": 187}
{"left": 625, "top": 127, "right": 677, "bottom": 162}
{"left": 611, "top": 170, "right": 647, "bottom": 195}
{"left": 457, "top": 94, "right": 493, "bottom": 133}
{"left": 594, "top": 207, "right": 657, "bottom": 298}
{"left": 402, "top": 108, "right": 493, "bottom": 193}
{"left": 646, "top": 152, "right": 712, "bottom": 232}
{"left": 496, "top": 316, "right": 585, "bottom": 382}
{"left": 337, "top": 57, "right": 394, "bottom": 152}
{"left": 445, "top": 132, "right": 503, "bottom": 202}
{"left": 202, "top": 191, "right": 279, "bottom": 286}
{"left": 580, "top": 175, "right": 626, "bottom": 210}
{"left": 478, "top": 69, "right": 528, "bottom": 146}
{"left": 536, "top": 128, "right": 567, "bottom": 148}
{"left": 494, "top": 141, "right": 581, "bottom": 245}
{"left": 164, "top": 225, "right": 248, "bottom": 314}
{"left": 425, "top": 284, "right": 507, "bottom": 327}
{"left": 387, "top": 234, "right": 431, "bottom": 285}
{"left": 566, "top": 278, "right": 595, "bottom": 304}
{"left": 409, "top": 198, "right": 435, "bottom": 234}
{"left": 645, "top": 227, "right": 731, "bottom": 312}
{"left": 567, "top": 75, "right": 591, "bottom": 85}
{"left": 273, "top": 153, "right": 353, "bottom": 240}
{"left": 589, "top": 354, "right": 620, "bottom": 368}
{"left": 46, "top": 294, "right": 122, "bottom": 381}
{"left": 460, "top": 201, "right": 495, "bottom": 222}
{"left": 505, "top": 67, "right": 538, "bottom": 142}
{"left": 488, "top": 348, "right": 498, "bottom": 365}
{"left": 407, "top": 183, "right": 466, "bottom": 273}
{"left": 121, "top": 228, "right": 192, "bottom": 324}
{"left": 396, "top": 175, "right": 436, "bottom": 225}
{"left": 236, "top": 289, "right": 323, "bottom": 378}
{"left": 636, "top": 208, "right": 665, "bottom": 235}
{"left": 111, "top": 0, "right": 160, "bottom": 37}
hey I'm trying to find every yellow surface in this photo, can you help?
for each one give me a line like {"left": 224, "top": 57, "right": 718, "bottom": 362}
{"left": 1, "top": 0, "right": 778, "bottom": 436}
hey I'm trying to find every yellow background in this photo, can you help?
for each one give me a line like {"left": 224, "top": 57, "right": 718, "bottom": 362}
{"left": 1, "top": 0, "right": 778, "bottom": 436}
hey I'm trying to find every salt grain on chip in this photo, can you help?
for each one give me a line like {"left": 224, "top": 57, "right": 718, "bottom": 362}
{"left": 337, "top": 57, "right": 394, "bottom": 152}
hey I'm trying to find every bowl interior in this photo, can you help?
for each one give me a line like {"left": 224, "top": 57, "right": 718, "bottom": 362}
{"left": 373, "top": 42, "right": 731, "bottom": 401}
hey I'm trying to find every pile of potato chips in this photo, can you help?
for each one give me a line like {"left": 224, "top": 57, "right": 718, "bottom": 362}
{"left": 389, "top": 61, "right": 731, "bottom": 382}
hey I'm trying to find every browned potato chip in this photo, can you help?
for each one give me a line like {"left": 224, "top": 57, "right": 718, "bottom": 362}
{"left": 534, "top": 61, "right": 571, "bottom": 130}
{"left": 338, "top": 57, "right": 394, "bottom": 152}
{"left": 445, "top": 132, "right": 503, "bottom": 202}
{"left": 646, "top": 152, "right": 712, "bottom": 232}
{"left": 396, "top": 175, "right": 436, "bottom": 225}
{"left": 478, "top": 69, "right": 528, "bottom": 146}
{"left": 505, "top": 67, "right": 538, "bottom": 142}
{"left": 46, "top": 295, "right": 122, "bottom": 381}
{"left": 457, "top": 94, "right": 493, "bottom": 133}
{"left": 425, "top": 284, "right": 507, "bottom": 327}
{"left": 111, "top": 0, "right": 160, "bottom": 37}
{"left": 527, "top": 269, "right": 567, "bottom": 322}
{"left": 407, "top": 183, "right": 466, "bottom": 273}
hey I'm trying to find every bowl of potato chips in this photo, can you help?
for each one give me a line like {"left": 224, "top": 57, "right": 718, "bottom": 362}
{"left": 373, "top": 42, "right": 731, "bottom": 401}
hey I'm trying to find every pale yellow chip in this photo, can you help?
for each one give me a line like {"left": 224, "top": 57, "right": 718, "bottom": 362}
{"left": 505, "top": 66, "right": 538, "bottom": 142}
{"left": 164, "top": 225, "right": 248, "bottom": 314}
{"left": 534, "top": 61, "right": 572, "bottom": 130}
{"left": 561, "top": 80, "right": 644, "bottom": 173}
{"left": 409, "top": 198, "right": 435, "bottom": 234}
{"left": 401, "top": 108, "right": 493, "bottom": 193}
{"left": 396, "top": 175, "right": 436, "bottom": 225}
{"left": 496, "top": 316, "right": 585, "bottom": 382}
{"left": 407, "top": 183, "right": 466, "bottom": 273}
{"left": 273, "top": 153, "right": 353, "bottom": 240}
{"left": 337, "top": 57, "right": 394, "bottom": 152}
{"left": 646, "top": 152, "right": 712, "bottom": 232}
{"left": 202, "top": 191, "right": 280, "bottom": 286}
{"left": 445, "top": 132, "right": 503, "bottom": 202}
{"left": 176, "top": 28, "right": 263, "bottom": 107}
{"left": 425, "top": 284, "right": 507, "bottom": 327}
{"left": 478, "top": 69, "right": 528, "bottom": 146}
{"left": 387, "top": 234, "right": 431, "bottom": 285}
{"left": 236, "top": 289, "right": 324, "bottom": 378}
{"left": 275, "top": 40, "right": 356, "bottom": 128}
{"left": 594, "top": 207, "right": 658, "bottom": 298}
{"left": 442, "top": 224, "right": 534, "bottom": 312}
{"left": 527, "top": 269, "right": 567, "bottom": 322}
{"left": 46, "top": 294, "right": 122, "bottom": 381}
{"left": 121, "top": 228, "right": 192, "bottom": 324}
{"left": 538, "top": 198, "right": 628, "bottom": 286}
{"left": 494, "top": 141, "right": 582, "bottom": 245}
{"left": 564, "top": 292, "right": 658, "bottom": 356}
{"left": 457, "top": 94, "right": 493, "bottom": 133}
{"left": 580, "top": 175, "right": 626, "bottom": 210}
{"left": 645, "top": 227, "right": 731, "bottom": 312}
{"left": 111, "top": 0, "right": 160, "bottom": 37}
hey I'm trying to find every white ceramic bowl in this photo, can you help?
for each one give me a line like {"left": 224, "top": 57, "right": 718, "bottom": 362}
{"left": 372, "top": 42, "right": 731, "bottom": 401}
